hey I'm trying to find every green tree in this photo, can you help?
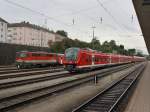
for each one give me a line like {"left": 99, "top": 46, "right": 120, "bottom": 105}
{"left": 49, "top": 37, "right": 143, "bottom": 57}
{"left": 56, "top": 30, "right": 68, "bottom": 37}
{"left": 117, "top": 45, "right": 125, "bottom": 54}
{"left": 101, "top": 41, "right": 111, "bottom": 53}
{"left": 90, "top": 37, "right": 101, "bottom": 50}
{"left": 128, "top": 49, "right": 136, "bottom": 56}
{"left": 50, "top": 38, "right": 91, "bottom": 53}
{"left": 136, "top": 51, "right": 143, "bottom": 57}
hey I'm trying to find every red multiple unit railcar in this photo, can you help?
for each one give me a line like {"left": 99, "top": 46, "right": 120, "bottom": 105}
{"left": 16, "top": 51, "right": 64, "bottom": 69}
{"left": 63, "top": 47, "right": 145, "bottom": 72}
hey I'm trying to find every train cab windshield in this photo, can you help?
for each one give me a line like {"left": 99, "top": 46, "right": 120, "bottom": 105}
{"left": 16, "top": 52, "right": 28, "bottom": 58}
{"left": 65, "top": 48, "right": 79, "bottom": 61}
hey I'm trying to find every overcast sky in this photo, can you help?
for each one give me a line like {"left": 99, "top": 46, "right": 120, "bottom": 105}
{"left": 0, "top": 0, "right": 148, "bottom": 54}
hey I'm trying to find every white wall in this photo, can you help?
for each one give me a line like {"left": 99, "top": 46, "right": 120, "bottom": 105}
{"left": 0, "top": 22, "right": 7, "bottom": 43}
{"left": 8, "top": 26, "right": 55, "bottom": 47}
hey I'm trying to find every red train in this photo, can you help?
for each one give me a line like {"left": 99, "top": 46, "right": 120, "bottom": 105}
{"left": 16, "top": 51, "right": 64, "bottom": 69}
{"left": 63, "top": 47, "right": 145, "bottom": 72}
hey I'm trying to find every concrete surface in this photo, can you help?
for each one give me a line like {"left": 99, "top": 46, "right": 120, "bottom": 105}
{"left": 124, "top": 61, "right": 150, "bottom": 112}
{"left": 0, "top": 64, "right": 137, "bottom": 100}
{"left": 0, "top": 71, "right": 68, "bottom": 84}
{"left": 0, "top": 68, "right": 63, "bottom": 76}
{"left": 13, "top": 64, "right": 141, "bottom": 112}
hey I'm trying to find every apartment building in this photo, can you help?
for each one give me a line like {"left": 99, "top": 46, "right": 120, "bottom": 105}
{"left": 0, "top": 17, "right": 8, "bottom": 43}
{"left": 8, "top": 22, "right": 64, "bottom": 47}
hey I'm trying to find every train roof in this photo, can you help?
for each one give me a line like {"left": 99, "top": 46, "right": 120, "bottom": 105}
{"left": 16, "top": 51, "right": 57, "bottom": 54}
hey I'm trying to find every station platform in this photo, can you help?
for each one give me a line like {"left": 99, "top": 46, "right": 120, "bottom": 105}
{"left": 124, "top": 61, "right": 150, "bottom": 112}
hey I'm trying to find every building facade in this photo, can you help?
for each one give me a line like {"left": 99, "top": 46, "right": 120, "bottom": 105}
{"left": 8, "top": 22, "right": 64, "bottom": 47}
{"left": 0, "top": 18, "right": 8, "bottom": 43}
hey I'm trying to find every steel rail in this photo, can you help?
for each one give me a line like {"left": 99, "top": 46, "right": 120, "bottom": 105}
{"left": 0, "top": 66, "right": 63, "bottom": 75}
{"left": 0, "top": 68, "right": 64, "bottom": 80}
{"left": 72, "top": 63, "right": 146, "bottom": 112}
{"left": 0, "top": 63, "right": 133, "bottom": 89}
{"left": 0, "top": 63, "right": 135, "bottom": 111}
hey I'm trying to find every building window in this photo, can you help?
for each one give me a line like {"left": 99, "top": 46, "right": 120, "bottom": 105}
{"left": 13, "top": 32, "right": 17, "bottom": 35}
{"left": 8, "top": 34, "right": 12, "bottom": 37}
{"left": 13, "top": 28, "right": 16, "bottom": 30}
{"left": 1, "top": 28, "right": 3, "bottom": 32}
{"left": 1, "top": 23, "right": 3, "bottom": 26}
{"left": 1, "top": 35, "right": 3, "bottom": 38}
{"left": 143, "top": 0, "right": 150, "bottom": 5}
{"left": 8, "top": 29, "right": 11, "bottom": 32}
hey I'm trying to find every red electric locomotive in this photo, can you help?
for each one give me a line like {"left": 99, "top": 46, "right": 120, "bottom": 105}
{"left": 63, "top": 47, "right": 145, "bottom": 72}
{"left": 16, "top": 51, "right": 64, "bottom": 69}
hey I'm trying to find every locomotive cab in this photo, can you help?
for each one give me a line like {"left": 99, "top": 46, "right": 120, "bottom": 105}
{"left": 16, "top": 51, "right": 29, "bottom": 69}
{"left": 64, "top": 47, "right": 80, "bottom": 72}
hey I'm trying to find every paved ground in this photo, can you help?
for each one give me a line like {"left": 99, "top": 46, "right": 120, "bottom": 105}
{"left": 124, "top": 61, "right": 150, "bottom": 112}
{"left": 13, "top": 64, "right": 139, "bottom": 112}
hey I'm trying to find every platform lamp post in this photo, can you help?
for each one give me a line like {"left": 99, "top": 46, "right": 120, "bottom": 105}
{"left": 91, "top": 26, "right": 96, "bottom": 49}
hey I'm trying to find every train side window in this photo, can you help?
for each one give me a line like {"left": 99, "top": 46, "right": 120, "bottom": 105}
{"left": 37, "top": 54, "right": 41, "bottom": 56}
{"left": 88, "top": 56, "right": 90, "bottom": 62}
{"left": 96, "top": 57, "right": 98, "bottom": 62}
{"left": 95, "top": 57, "right": 97, "bottom": 62}
{"left": 104, "top": 58, "right": 106, "bottom": 62}
{"left": 32, "top": 53, "right": 36, "bottom": 57}
{"left": 99, "top": 58, "right": 101, "bottom": 62}
{"left": 99, "top": 57, "right": 101, "bottom": 62}
{"left": 86, "top": 56, "right": 90, "bottom": 62}
{"left": 40, "top": 53, "right": 46, "bottom": 57}
{"left": 103, "top": 58, "right": 105, "bottom": 62}
{"left": 86, "top": 57, "right": 89, "bottom": 62}
{"left": 89, "top": 56, "right": 91, "bottom": 62}
{"left": 92, "top": 57, "right": 95, "bottom": 62}
{"left": 48, "top": 54, "right": 52, "bottom": 57}
{"left": 107, "top": 58, "right": 110, "bottom": 62}
{"left": 19, "top": 53, "right": 28, "bottom": 58}
{"left": 94, "top": 57, "right": 96, "bottom": 62}
{"left": 32, "top": 53, "right": 40, "bottom": 57}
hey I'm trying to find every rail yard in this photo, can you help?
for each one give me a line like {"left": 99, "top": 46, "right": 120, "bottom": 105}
{"left": 0, "top": 0, "right": 150, "bottom": 111}
{"left": 0, "top": 61, "right": 147, "bottom": 112}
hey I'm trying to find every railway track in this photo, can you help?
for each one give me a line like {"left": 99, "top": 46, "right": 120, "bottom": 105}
{"left": 0, "top": 67, "right": 16, "bottom": 71}
{"left": 0, "top": 71, "right": 69, "bottom": 89}
{"left": 0, "top": 66, "right": 63, "bottom": 75}
{"left": 72, "top": 63, "right": 146, "bottom": 112}
{"left": 0, "top": 64, "right": 133, "bottom": 90}
{"left": 0, "top": 63, "right": 139, "bottom": 111}
{"left": 0, "top": 65, "right": 14, "bottom": 68}
{"left": 0, "top": 67, "right": 65, "bottom": 80}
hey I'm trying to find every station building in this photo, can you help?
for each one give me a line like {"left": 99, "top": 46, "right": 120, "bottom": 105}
{"left": 0, "top": 17, "right": 8, "bottom": 43}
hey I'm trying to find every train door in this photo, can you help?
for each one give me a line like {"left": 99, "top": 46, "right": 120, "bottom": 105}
{"left": 92, "top": 54, "right": 95, "bottom": 66}
{"left": 109, "top": 54, "right": 112, "bottom": 64}
{"left": 60, "top": 56, "right": 63, "bottom": 64}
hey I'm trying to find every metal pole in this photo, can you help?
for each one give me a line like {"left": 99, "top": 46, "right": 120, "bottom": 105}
{"left": 91, "top": 26, "right": 96, "bottom": 39}
{"left": 94, "top": 74, "right": 98, "bottom": 84}
{"left": 41, "top": 32, "right": 43, "bottom": 47}
{"left": 91, "top": 26, "right": 96, "bottom": 49}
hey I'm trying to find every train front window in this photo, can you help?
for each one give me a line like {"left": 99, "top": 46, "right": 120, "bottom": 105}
{"left": 65, "top": 48, "right": 79, "bottom": 61}
{"left": 17, "top": 52, "right": 28, "bottom": 58}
